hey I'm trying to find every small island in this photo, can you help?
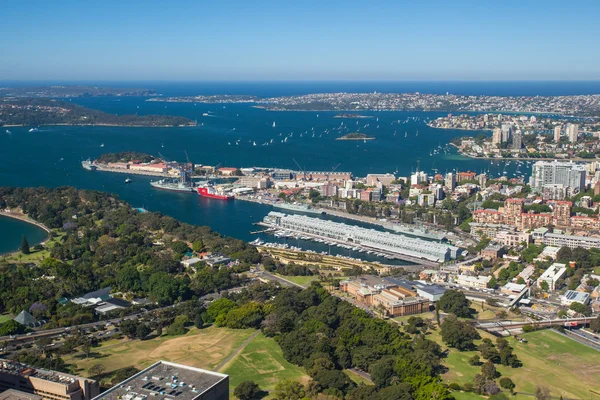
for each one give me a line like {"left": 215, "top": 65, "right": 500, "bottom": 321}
{"left": 333, "top": 114, "right": 373, "bottom": 119}
{"left": 336, "top": 132, "right": 375, "bottom": 141}
{"left": 0, "top": 99, "right": 196, "bottom": 127}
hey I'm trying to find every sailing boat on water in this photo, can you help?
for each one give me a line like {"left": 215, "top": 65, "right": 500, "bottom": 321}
{"left": 272, "top": 121, "right": 276, "bottom": 128}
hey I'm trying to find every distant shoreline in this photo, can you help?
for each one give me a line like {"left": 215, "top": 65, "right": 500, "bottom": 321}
{"left": 1, "top": 123, "right": 196, "bottom": 128}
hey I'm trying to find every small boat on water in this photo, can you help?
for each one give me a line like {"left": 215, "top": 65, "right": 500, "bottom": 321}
{"left": 29, "top": 128, "right": 39, "bottom": 133}
{"left": 125, "top": 177, "right": 132, "bottom": 183}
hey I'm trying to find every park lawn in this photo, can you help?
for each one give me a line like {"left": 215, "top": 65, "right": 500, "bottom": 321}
{"left": 393, "top": 312, "right": 434, "bottom": 324}
{"left": 220, "top": 332, "right": 309, "bottom": 392}
{"left": 0, "top": 314, "right": 13, "bottom": 324}
{"left": 1, "top": 231, "right": 64, "bottom": 264}
{"left": 429, "top": 327, "right": 598, "bottom": 399}
{"left": 450, "top": 392, "right": 485, "bottom": 400}
{"left": 275, "top": 274, "right": 318, "bottom": 287}
{"left": 594, "top": 266, "right": 600, "bottom": 275}
{"left": 66, "top": 326, "right": 255, "bottom": 381}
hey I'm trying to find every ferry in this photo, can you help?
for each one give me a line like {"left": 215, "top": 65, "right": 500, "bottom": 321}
{"left": 28, "top": 128, "right": 39, "bottom": 133}
{"left": 197, "top": 185, "right": 234, "bottom": 200}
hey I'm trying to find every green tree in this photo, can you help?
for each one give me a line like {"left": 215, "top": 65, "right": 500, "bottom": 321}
{"left": 481, "top": 361, "right": 497, "bottom": 380}
{"left": 20, "top": 235, "right": 30, "bottom": 254}
{"left": 438, "top": 289, "right": 473, "bottom": 318}
{"left": 89, "top": 364, "right": 105, "bottom": 377}
{"left": 441, "top": 315, "right": 480, "bottom": 350}
{"left": 273, "top": 380, "right": 305, "bottom": 400}
{"left": 136, "top": 323, "right": 150, "bottom": 339}
{"left": 499, "top": 376, "right": 515, "bottom": 392}
{"left": 468, "top": 355, "right": 481, "bottom": 366}
{"left": 233, "top": 380, "right": 261, "bottom": 400}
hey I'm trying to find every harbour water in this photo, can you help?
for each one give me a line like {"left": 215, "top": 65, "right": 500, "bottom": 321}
{"left": 0, "top": 81, "right": 596, "bottom": 259}
{"left": 0, "top": 216, "right": 48, "bottom": 254}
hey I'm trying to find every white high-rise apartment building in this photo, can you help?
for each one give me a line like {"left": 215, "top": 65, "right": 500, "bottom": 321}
{"left": 529, "top": 160, "right": 586, "bottom": 194}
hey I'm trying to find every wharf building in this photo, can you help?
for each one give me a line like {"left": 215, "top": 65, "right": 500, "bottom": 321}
{"left": 263, "top": 212, "right": 460, "bottom": 262}
{"left": 0, "top": 359, "right": 99, "bottom": 400}
{"left": 93, "top": 361, "right": 228, "bottom": 400}
{"left": 528, "top": 160, "right": 586, "bottom": 196}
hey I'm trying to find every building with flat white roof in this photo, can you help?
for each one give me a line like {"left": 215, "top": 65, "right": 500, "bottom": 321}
{"left": 93, "top": 361, "right": 228, "bottom": 400}
{"left": 561, "top": 290, "right": 590, "bottom": 306}
{"left": 537, "top": 263, "right": 567, "bottom": 291}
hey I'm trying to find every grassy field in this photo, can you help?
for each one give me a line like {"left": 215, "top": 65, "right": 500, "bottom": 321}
{"left": 66, "top": 326, "right": 255, "bottom": 382}
{"left": 0, "top": 314, "right": 12, "bottom": 324}
{"left": 428, "top": 328, "right": 599, "bottom": 399}
{"left": 344, "top": 369, "right": 373, "bottom": 386}
{"left": 275, "top": 274, "right": 318, "bottom": 287}
{"left": 1, "top": 231, "right": 64, "bottom": 264}
{"left": 220, "top": 332, "right": 308, "bottom": 392}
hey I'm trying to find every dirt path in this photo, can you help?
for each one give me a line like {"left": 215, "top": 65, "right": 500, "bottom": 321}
{"left": 213, "top": 330, "right": 260, "bottom": 372}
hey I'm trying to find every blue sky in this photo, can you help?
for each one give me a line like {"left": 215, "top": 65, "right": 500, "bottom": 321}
{"left": 1, "top": 0, "right": 599, "bottom": 81}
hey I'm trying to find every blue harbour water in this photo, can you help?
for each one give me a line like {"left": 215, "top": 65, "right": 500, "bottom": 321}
{"left": 0, "top": 216, "right": 47, "bottom": 254}
{"left": 0, "top": 81, "right": 598, "bottom": 257}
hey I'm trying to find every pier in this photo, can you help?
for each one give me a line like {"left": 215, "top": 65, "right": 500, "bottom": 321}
{"left": 256, "top": 220, "right": 443, "bottom": 268}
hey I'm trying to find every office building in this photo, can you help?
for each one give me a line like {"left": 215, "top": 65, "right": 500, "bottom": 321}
{"left": 537, "top": 263, "right": 567, "bottom": 291}
{"left": 93, "top": 361, "right": 228, "bottom": 400}
{"left": 529, "top": 161, "right": 586, "bottom": 194}
{"left": 0, "top": 359, "right": 99, "bottom": 400}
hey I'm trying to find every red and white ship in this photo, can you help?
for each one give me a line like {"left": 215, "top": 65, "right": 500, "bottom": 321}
{"left": 197, "top": 185, "right": 234, "bottom": 200}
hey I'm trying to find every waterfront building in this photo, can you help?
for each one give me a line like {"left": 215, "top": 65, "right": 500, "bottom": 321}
{"left": 529, "top": 160, "right": 586, "bottom": 194}
{"left": 239, "top": 176, "right": 270, "bottom": 189}
{"left": 271, "top": 169, "right": 296, "bottom": 181}
{"left": 537, "top": 263, "right": 567, "bottom": 291}
{"left": 0, "top": 359, "right": 99, "bottom": 400}
{"left": 93, "top": 361, "right": 228, "bottom": 400}
{"left": 263, "top": 212, "right": 460, "bottom": 262}
{"left": 566, "top": 123, "right": 579, "bottom": 143}
{"left": 492, "top": 127, "right": 502, "bottom": 146}
{"left": 554, "top": 125, "right": 562, "bottom": 143}
{"left": 366, "top": 173, "right": 396, "bottom": 187}
{"left": 411, "top": 171, "right": 428, "bottom": 186}
{"left": 457, "top": 171, "right": 476, "bottom": 182}
{"left": 444, "top": 172, "right": 456, "bottom": 190}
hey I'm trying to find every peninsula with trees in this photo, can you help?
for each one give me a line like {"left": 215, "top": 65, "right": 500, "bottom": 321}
{"left": 0, "top": 99, "right": 196, "bottom": 127}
